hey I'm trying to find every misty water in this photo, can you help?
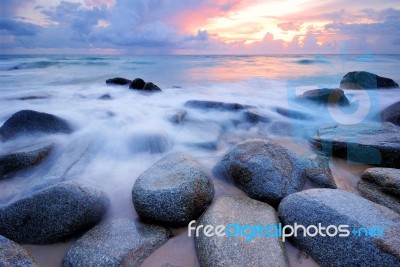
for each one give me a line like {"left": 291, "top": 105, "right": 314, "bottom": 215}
{"left": 1, "top": 54, "right": 399, "bottom": 266}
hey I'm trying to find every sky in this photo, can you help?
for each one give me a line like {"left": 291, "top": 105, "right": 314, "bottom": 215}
{"left": 1, "top": 0, "right": 400, "bottom": 54}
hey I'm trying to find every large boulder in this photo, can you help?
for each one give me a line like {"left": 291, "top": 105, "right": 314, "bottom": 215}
{"left": 0, "top": 110, "right": 73, "bottom": 141}
{"left": 381, "top": 101, "right": 400, "bottom": 126}
{"left": 184, "top": 100, "right": 251, "bottom": 111}
{"left": 0, "top": 235, "right": 38, "bottom": 266}
{"left": 0, "top": 181, "right": 109, "bottom": 244}
{"left": 106, "top": 77, "right": 131, "bottom": 86}
{"left": 300, "top": 88, "right": 350, "bottom": 106}
{"left": 195, "top": 196, "right": 289, "bottom": 267}
{"left": 64, "top": 219, "right": 170, "bottom": 267}
{"left": 278, "top": 189, "right": 400, "bottom": 266}
{"left": 132, "top": 152, "right": 214, "bottom": 226}
{"left": 0, "top": 142, "right": 54, "bottom": 179}
{"left": 357, "top": 168, "right": 400, "bottom": 214}
{"left": 214, "top": 139, "right": 307, "bottom": 206}
{"left": 311, "top": 123, "right": 400, "bottom": 168}
{"left": 340, "top": 71, "right": 399, "bottom": 89}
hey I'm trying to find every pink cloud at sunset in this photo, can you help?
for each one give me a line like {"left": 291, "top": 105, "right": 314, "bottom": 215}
{"left": 1, "top": 0, "right": 399, "bottom": 54}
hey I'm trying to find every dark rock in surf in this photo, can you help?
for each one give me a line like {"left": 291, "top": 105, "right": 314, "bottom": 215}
{"left": 243, "top": 108, "right": 271, "bottom": 123}
{"left": 278, "top": 189, "right": 400, "bottom": 266}
{"left": 311, "top": 122, "right": 400, "bottom": 168}
{"left": 214, "top": 139, "right": 307, "bottom": 206}
{"left": 0, "top": 110, "right": 73, "bottom": 141}
{"left": 143, "top": 82, "right": 162, "bottom": 92}
{"left": 300, "top": 88, "right": 349, "bottom": 106}
{"left": 132, "top": 152, "right": 214, "bottom": 226}
{"left": 0, "top": 142, "right": 54, "bottom": 179}
{"left": 176, "top": 121, "right": 222, "bottom": 150}
{"left": 0, "top": 181, "right": 109, "bottom": 244}
{"left": 275, "top": 107, "right": 313, "bottom": 120}
{"left": 305, "top": 154, "right": 337, "bottom": 189}
{"left": 130, "top": 132, "right": 171, "bottom": 154}
{"left": 64, "top": 218, "right": 169, "bottom": 267}
{"left": 99, "top": 93, "right": 112, "bottom": 100}
{"left": 106, "top": 77, "right": 131, "bottom": 86}
{"left": 381, "top": 101, "right": 400, "bottom": 126}
{"left": 195, "top": 196, "right": 289, "bottom": 267}
{"left": 129, "top": 78, "right": 146, "bottom": 90}
{"left": 0, "top": 235, "right": 39, "bottom": 266}
{"left": 340, "top": 71, "right": 399, "bottom": 89}
{"left": 184, "top": 100, "right": 252, "bottom": 111}
{"left": 168, "top": 109, "right": 187, "bottom": 124}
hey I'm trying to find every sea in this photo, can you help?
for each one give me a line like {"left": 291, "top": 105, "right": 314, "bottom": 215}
{"left": 0, "top": 54, "right": 399, "bottom": 267}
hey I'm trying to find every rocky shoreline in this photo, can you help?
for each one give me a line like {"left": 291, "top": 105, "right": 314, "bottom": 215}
{"left": 1, "top": 71, "right": 399, "bottom": 266}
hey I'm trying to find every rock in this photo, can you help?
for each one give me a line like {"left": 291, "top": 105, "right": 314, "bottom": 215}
{"left": 243, "top": 108, "right": 271, "bottom": 123}
{"left": 0, "top": 142, "right": 54, "bottom": 178}
{"left": 132, "top": 152, "right": 214, "bottom": 226}
{"left": 99, "top": 93, "right": 112, "bottom": 100}
{"left": 184, "top": 100, "right": 252, "bottom": 111}
{"left": 214, "top": 139, "right": 307, "bottom": 206}
{"left": 0, "top": 181, "right": 109, "bottom": 244}
{"left": 382, "top": 101, "right": 400, "bottom": 126}
{"left": 275, "top": 107, "right": 313, "bottom": 120}
{"left": 129, "top": 78, "right": 146, "bottom": 89}
{"left": 0, "top": 110, "right": 73, "bottom": 141}
{"left": 130, "top": 132, "right": 171, "bottom": 154}
{"left": 278, "top": 189, "right": 400, "bottom": 266}
{"left": 143, "top": 82, "right": 162, "bottom": 92}
{"left": 176, "top": 121, "right": 222, "bottom": 150}
{"left": 305, "top": 154, "right": 337, "bottom": 189}
{"left": 361, "top": 168, "right": 400, "bottom": 196}
{"left": 195, "top": 196, "right": 289, "bottom": 267}
{"left": 358, "top": 180, "right": 400, "bottom": 214}
{"left": 168, "top": 109, "right": 187, "bottom": 124}
{"left": 340, "top": 71, "right": 399, "bottom": 89}
{"left": 0, "top": 235, "right": 39, "bottom": 266}
{"left": 311, "top": 123, "right": 400, "bottom": 168}
{"left": 63, "top": 219, "right": 169, "bottom": 267}
{"left": 300, "top": 88, "right": 350, "bottom": 106}
{"left": 106, "top": 77, "right": 131, "bottom": 86}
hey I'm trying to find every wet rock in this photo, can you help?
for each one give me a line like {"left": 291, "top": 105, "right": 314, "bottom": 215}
{"left": 129, "top": 78, "right": 146, "bottom": 89}
{"left": 278, "top": 189, "right": 400, "bottom": 266}
{"left": 275, "top": 107, "right": 313, "bottom": 120}
{"left": 0, "top": 181, "right": 109, "bottom": 244}
{"left": 184, "top": 100, "right": 252, "bottom": 111}
{"left": 214, "top": 139, "right": 307, "bottom": 206}
{"left": 0, "top": 110, "right": 73, "bottom": 142}
{"left": 0, "top": 142, "right": 54, "bottom": 178}
{"left": 64, "top": 218, "right": 169, "bottom": 267}
{"left": 311, "top": 123, "right": 400, "bottom": 168}
{"left": 143, "top": 82, "right": 162, "bottom": 92}
{"left": 130, "top": 132, "right": 171, "bottom": 154}
{"left": 381, "top": 101, "right": 400, "bottom": 126}
{"left": 176, "top": 121, "right": 222, "bottom": 150}
{"left": 305, "top": 154, "right": 337, "bottom": 189}
{"left": 357, "top": 168, "right": 400, "bottom": 214}
{"left": 300, "top": 88, "right": 350, "bottom": 106}
{"left": 99, "top": 93, "right": 112, "bottom": 100}
{"left": 106, "top": 77, "right": 131, "bottom": 86}
{"left": 195, "top": 196, "right": 289, "bottom": 267}
{"left": 168, "top": 109, "right": 187, "bottom": 124}
{"left": 0, "top": 235, "right": 39, "bottom": 266}
{"left": 340, "top": 71, "right": 399, "bottom": 89}
{"left": 243, "top": 108, "right": 271, "bottom": 123}
{"left": 132, "top": 152, "right": 214, "bottom": 226}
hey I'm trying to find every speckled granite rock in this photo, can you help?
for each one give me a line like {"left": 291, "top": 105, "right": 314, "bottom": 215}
{"left": 195, "top": 196, "right": 289, "bottom": 267}
{"left": 0, "top": 181, "right": 109, "bottom": 244}
{"left": 278, "top": 189, "right": 400, "bottom": 266}
{"left": 305, "top": 154, "right": 337, "bottom": 189}
{"left": 214, "top": 139, "right": 307, "bottom": 206}
{"left": 0, "top": 235, "right": 38, "bottom": 266}
{"left": 358, "top": 180, "right": 400, "bottom": 214}
{"left": 132, "top": 152, "right": 214, "bottom": 226}
{"left": 0, "top": 110, "right": 73, "bottom": 141}
{"left": 63, "top": 218, "right": 170, "bottom": 267}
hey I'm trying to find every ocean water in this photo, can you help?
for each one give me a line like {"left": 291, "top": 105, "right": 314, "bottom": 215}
{"left": 0, "top": 54, "right": 399, "bottom": 266}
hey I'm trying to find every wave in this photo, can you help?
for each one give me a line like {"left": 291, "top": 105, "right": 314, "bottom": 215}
{"left": 9, "top": 60, "right": 109, "bottom": 70}
{"left": 295, "top": 58, "right": 330, "bottom": 65}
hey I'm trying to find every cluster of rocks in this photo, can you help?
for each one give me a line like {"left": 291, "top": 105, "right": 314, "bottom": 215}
{"left": 106, "top": 77, "right": 161, "bottom": 92}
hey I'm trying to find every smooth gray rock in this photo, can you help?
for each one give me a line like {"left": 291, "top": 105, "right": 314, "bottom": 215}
{"left": 300, "top": 88, "right": 350, "bottom": 106}
{"left": 340, "top": 71, "right": 399, "bottom": 89}
{"left": 0, "top": 142, "right": 54, "bottom": 178}
{"left": 106, "top": 77, "right": 131, "bottom": 86}
{"left": 195, "top": 196, "right": 289, "bottom": 267}
{"left": 358, "top": 180, "right": 400, "bottom": 214}
{"left": 382, "top": 101, "right": 400, "bottom": 126}
{"left": 184, "top": 100, "right": 252, "bottom": 111}
{"left": 305, "top": 154, "right": 337, "bottom": 189}
{"left": 275, "top": 107, "right": 313, "bottom": 120}
{"left": 243, "top": 108, "right": 271, "bottom": 123}
{"left": 214, "top": 139, "right": 307, "bottom": 206}
{"left": 361, "top": 168, "right": 400, "bottom": 196}
{"left": 311, "top": 123, "right": 400, "bottom": 168}
{"left": 278, "top": 189, "right": 400, "bottom": 267}
{"left": 0, "top": 181, "right": 109, "bottom": 244}
{"left": 63, "top": 219, "right": 169, "bottom": 267}
{"left": 0, "top": 110, "right": 73, "bottom": 141}
{"left": 0, "top": 235, "right": 38, "bottom": 267}
{"left": 132, "top": 152, "right": 214, "bottom": 226}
